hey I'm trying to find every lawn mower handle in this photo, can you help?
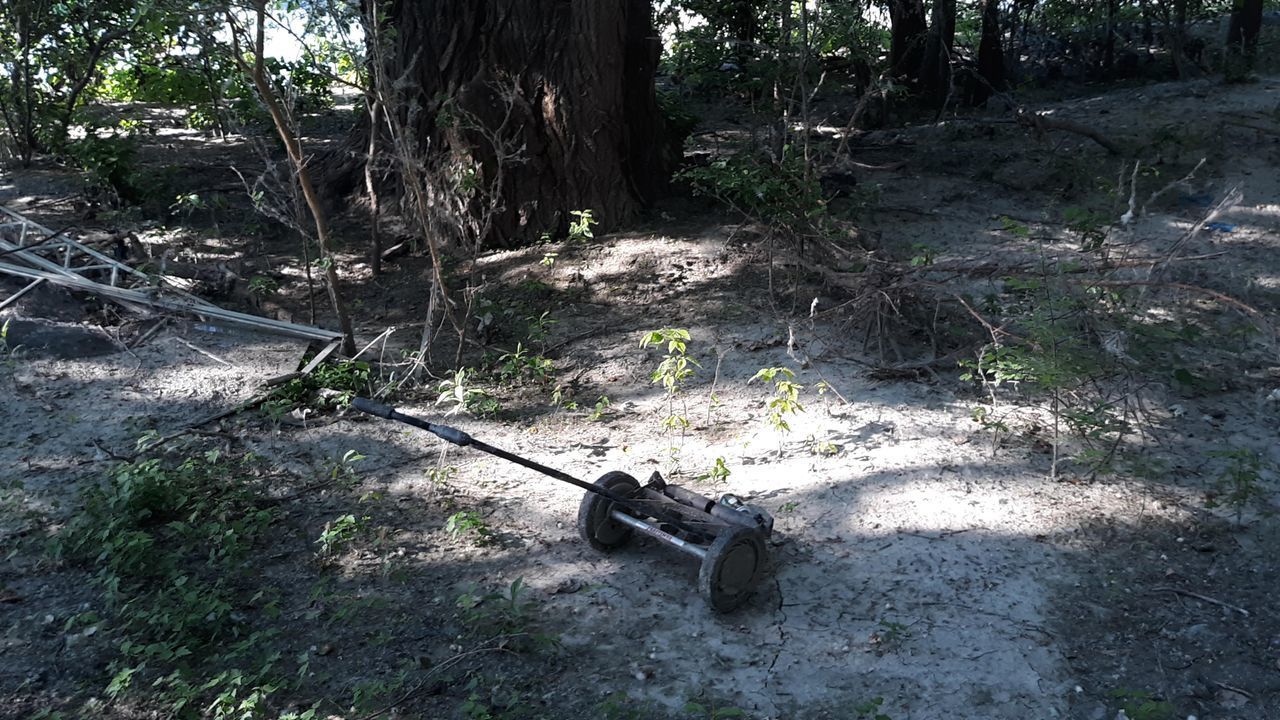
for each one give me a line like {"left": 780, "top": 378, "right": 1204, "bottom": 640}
{"left": 352, "top": 397, "right": 473, "bottom": 446}
{"left": 350, "top": 398, "right": 726, "bottom": 539}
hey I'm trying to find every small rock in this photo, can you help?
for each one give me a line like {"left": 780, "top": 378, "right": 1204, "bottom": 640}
{"left": 552, "top": 578, "right": 584, "bottom": 595}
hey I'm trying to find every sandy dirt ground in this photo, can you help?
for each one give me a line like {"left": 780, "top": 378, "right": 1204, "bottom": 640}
{"left": 2, "top": 76, "right": 1279, "bottom": 720}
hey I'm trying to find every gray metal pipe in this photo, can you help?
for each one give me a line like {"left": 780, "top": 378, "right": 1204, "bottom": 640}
{"left": 609, "top": 510, "right": 707, "bottom": 561}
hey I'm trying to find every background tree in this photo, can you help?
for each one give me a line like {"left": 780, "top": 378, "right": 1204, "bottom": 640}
{"left": 974, "top": 0, "right": 1006, "bottom": 105}
{"left": 350, "top": 0, "right": 679, "bottom": 249}
{"left": 1225, "top": 0, "right": 1265, "bottom": 79}
{"left": 0, "top": 0, "right": 148, "bottom": 165}
{"left": 889, "top": 0, "right": 929, "bottom": 81}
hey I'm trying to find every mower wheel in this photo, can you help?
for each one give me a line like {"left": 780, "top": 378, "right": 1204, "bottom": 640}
{"left": 698, "top": 526, "right": 768, "bottom": 612}
{"left": 577, "top": 471, "right": 641, "bottom": 551}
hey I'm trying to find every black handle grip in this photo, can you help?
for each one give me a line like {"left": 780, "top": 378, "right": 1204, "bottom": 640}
{"left": 353, "top": 397, "right": 394, "bottom": 418}
{"left": 351, "top": 397, "right": 473, "bottom": 447}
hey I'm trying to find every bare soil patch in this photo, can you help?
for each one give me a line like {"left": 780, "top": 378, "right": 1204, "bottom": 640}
{"left": 2, "top": 76, "right": 1279, "bottom": 720}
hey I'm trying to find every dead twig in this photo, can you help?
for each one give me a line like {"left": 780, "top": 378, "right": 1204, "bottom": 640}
{"left": 1222, "top": 118, "right": 1280, "bottom": 135}
{"left": 1213, "top": 681, "right": 1253, "bottom": 699}
{"left": 1141, "top": 157, "right": 1207, "bottom": 216}
{"left": 1015, "top": 109, "right": 1126, "bottom": 155}
{"left": 1081, "top": 280, "right": 1267, "bottom": 322}
{"left": 168, "top": 337, "right": 235, "bottom": 367}
{"left": 1150, "top": 586, "right": 1249, "bottom": 617}
{"left": 868, "top": 347, "right": 974, "bottom": 380}
{"left": 354, "top": 635, "right": 523, "bottom": 720}
{"left": 1152, "top": 187, "right": 1242, "bottom": 278}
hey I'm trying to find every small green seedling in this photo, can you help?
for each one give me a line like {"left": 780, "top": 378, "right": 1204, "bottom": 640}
{"left": 445, "top": 511, "right": 492, "bottom": 544}
{"left": 316, "top": 513, "right": 367, "bottom": 558}
{"left": 568, "top": 209, "right": 596, "bottom": 242}
{"left": 588, "top": 395, "right": 612, "bottom": 421}
{"left": 641, "top": 328, "right": 700, "bottom": 437}
{"left": 682, "top": 700, "right": 747, "bottom": 719}
{"left": 697, "top": 457, "right": 731, "bottom": 484}
{"left": 436, "top": 368, "right": 500, "bottom": 416}
{"left": 426, "top": 465, "right": 457, "bottom": 486}
{"left": 853, "top": 697, "right": 891, "bottom": 720}
{"left": 1207, "top": 448, "right": 1271, "bottom": 524}
{"left": 749, "top": 367, "right": 805, "bottom": 433}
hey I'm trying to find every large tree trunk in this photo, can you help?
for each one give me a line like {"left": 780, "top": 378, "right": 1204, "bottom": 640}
{"left": 889, "top": 0, "right": 928, "bottom": 82}
{"left": 973, "top": 0, "right": 1005, "bottom": 106}
{"left": 1225, "top": 0, "right": 1264, "bottom": 79}
{"left": 918, "top": 0, "right": 956, "bottom": 104}
{"left": 370, "top": 0, "right": 675, "bottom": 248}
{"left": 727, "top": 0, "right": 761, "bottom": 65}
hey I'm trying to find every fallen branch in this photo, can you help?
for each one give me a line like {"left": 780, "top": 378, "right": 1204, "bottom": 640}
{"left": 1141, "top": 157, "right": 1207, "bottom": 216}
{"left": 845, "top": 159, "right": 909, "bottom": 171}
{"left": 1153, "top": 187, "right": 1242, "bottom": 276}
{"left": 1015, "top": 109, "right": 1126, "bottom": 155}
{"left": 1222, "top": 118, "right": 1280, "bottom": 135}
{"left": 355, "top": 635, "right": 523, "bottom": 720}
{"left": 1082, "top": 280, "right": 1267, "bottom": 322}
{"left": 867, "top": 347, "right": 974, "bottom": 379}
{"left": 1151, "top": 586, "right": 1249, "bottom": 617}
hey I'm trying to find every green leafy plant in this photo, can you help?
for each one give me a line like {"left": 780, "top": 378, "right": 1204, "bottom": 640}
{"left": 678, "top": 150, "right": 825, "bottom": 234}
{"left": 456, "top": 578, "right": 534, "bottom": 637}
{"left": 998, "top": 215, "right": 1031, "bottom": 238}
{"left": 909, "top": 243, "right": 937, "bottom": 267}
{"left": 56, "top": 449, "right": 286, "bottom": 713}
{"left": 247, "top": 275, "right": 279, "bottom": 299}
{"left": 808, "top": 436, "right": 840, "bottom": 456}
{"left": 497, "top": 343, "right": 555, "bottom": 385}
{"left": 322, "top": 449, "right": 366, "bottom": 488}
{"left": 1206, "top": 448, "right": 1271, "bottom": 524}
{"left": 67, "top": 130, "right": 141, "bottom": 202}
{"left": 749, "top": 367, "right": 805, "bottom": 435}
{"left": 427, "top": 465, "right": 458, "bottom": 486}
{"left": 349, "top": 670, "right": 410, "bottom": 714}
{"left": 641, "top": 328, "right": 700, "bottom": 435}
{"left": 697, "top": 457, "right": 731, "bottom": 484}
{"left": 1063, "top": 206, "right": 1110, "bottom": 252}
{"left": 436, "top": 368, "right": 501, "bottom": 417}
{"left": 853, "top": 697, "right": 891, "bottom": 720}
{"left": 315, "top": 513, "right": 367, "bottom": 558}
{"left": 445, "top": 511, "right": 492, "bottom": 544}
{"left": 958, "top": 263, "right": 1130, "bottom": 478}
{"left": 550, "top": 383, "right": 577, "bottom": 410}
{"left": 525, "top": 311, "right": 557, "bottom": 348}
{"left": 870, "top": 619, "right": 911, "bottom": 655}
{"left": 568, "top": 209, "right": 597, "bottom": 242}
{"left": 271, "top": 359, "right": 372, "bottom": 411}
{"left": 588, "top": 395, "right": 612, "bottom": 422}
{"left": 1106, "top": 688, "right": 1176, "bottom": 720}
{"left": 683, "top": 699, "right": 748, "bottom": 719}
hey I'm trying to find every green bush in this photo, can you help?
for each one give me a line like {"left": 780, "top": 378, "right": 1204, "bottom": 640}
{"left": 66, "top": 130, "right": 141, "bottom": 202}
{"left": 98, "top": 63, "right": 217, "bottom": 105}
{"left": 678, "top": 150, "right": 824, "bottom": 230}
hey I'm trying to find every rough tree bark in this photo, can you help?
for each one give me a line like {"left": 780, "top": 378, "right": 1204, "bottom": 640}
{"left": 357, "top": 0, "right": 676, "bottom": 248}
{"left": 919, "top": 0, "right": 956, "bottom": 105}
{"left": 1226, "top": 0, "right": 1264, "bottom": 78}
{"left": 973, "top": 0, "right": 1005, "bottom": 106}
{"left": 889, "top": 0, "right": 929, "bottom": 81}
